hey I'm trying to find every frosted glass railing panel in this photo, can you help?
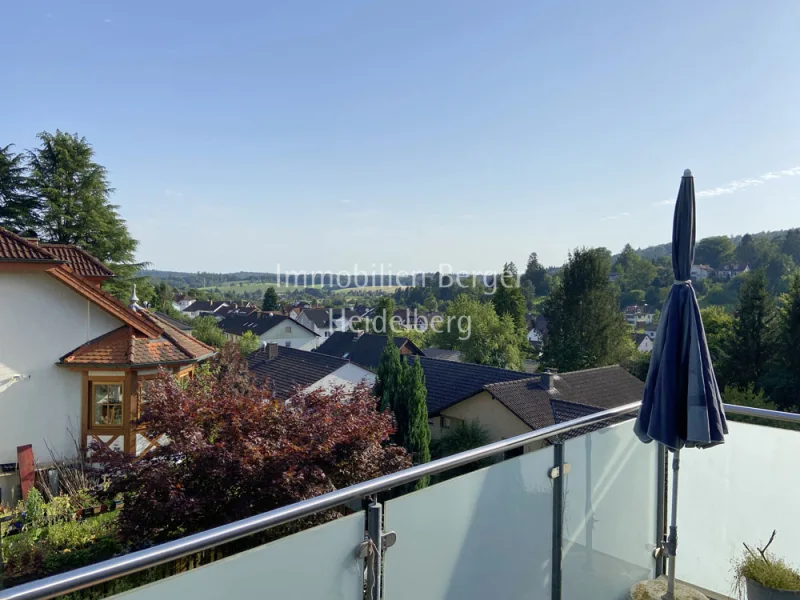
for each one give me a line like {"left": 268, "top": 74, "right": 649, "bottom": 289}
{"left": 680, "top": 421, "right": 800, "bottom": 597}
{"left": 562, "top": 420, "right": 657, "bottom": 600}
{"left": 383, "top": 448, "right": 554, "bottom": 600}
{"left": 110, "top": 511, "right": 365, "bottom": 600}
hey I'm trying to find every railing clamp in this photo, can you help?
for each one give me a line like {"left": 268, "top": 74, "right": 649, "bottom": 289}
{"left": 548, "top": 463, "right": 571, "bottom": 479}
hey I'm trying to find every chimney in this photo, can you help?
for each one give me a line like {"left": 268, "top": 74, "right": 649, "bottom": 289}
{"left": 23, "top": 236, "right": 39, "bottom": 247}
{"left": 265, "top": 343, "right": 279, "bottom": 360}
{"left": 541, "top": 369, "right": 557, "bottom": 391}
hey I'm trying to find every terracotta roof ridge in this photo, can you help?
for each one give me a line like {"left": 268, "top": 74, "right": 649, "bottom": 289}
{"left": 40, "top": 242, "right": 115, "bottom": 276}
{"left": 126, "top": 327, "right": 135, "bottom": 363}
{"left": 141, "top": 311, "right": 215, "bottom": 357}
{"left": 0, "top": 227, "right": 63, "bottom": 262}
{"left": 58, "top": 326, "right": 130, "bottom": 362}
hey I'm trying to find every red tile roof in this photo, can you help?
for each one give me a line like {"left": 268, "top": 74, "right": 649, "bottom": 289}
{"left": 60, "top": 314, "right": 216, "bottom": 367}
{"left": 39, "top": 244, "right": 115, "bottom": 278}
{"left": 0, "top": 228, "right": 61, "bottom": 263}
{"left": 60, "top": 327, "right": 133, "bottom": 366}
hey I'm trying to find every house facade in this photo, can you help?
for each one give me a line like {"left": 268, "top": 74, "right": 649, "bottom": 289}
{"left": 0, "top": 229, "right": 215, "bottom": 503}
{"left": 690, "top": 265, "right": 714, "bottom": 281}
{"left": 294, "top": 308, "right": 357, "bottom": 339}
{"left": 246, "top": 345, "right": 375, "bottom": 400}
{"left": 436, "top": 366, "right": 645, "bottom": 451}
{"left": 182, "top": 300, "right": 229, "bottom": 319}
{"left": 219, "top": 313, "right": 320, "bottom": 350}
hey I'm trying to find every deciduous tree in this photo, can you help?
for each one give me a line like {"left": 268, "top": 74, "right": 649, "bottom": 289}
{"left": 492, "top": 262, "right": 527, "bottom": 333}
{"left": 432, "top": 296, "right": 522, "bottom": 370}
{"left": 192, "top": 316, "right": 227, "bottom": 348}
{"left": 95, "top": 349, "right": 409, "bottom": 543}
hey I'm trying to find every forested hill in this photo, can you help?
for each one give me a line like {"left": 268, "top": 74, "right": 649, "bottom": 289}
{"left": 632, "top": 229, "right": 791, "bottom": 261}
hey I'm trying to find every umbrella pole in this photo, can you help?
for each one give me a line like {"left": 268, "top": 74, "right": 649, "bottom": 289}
{"left": 663, "top": 447, "right": 680, "bottom": 600}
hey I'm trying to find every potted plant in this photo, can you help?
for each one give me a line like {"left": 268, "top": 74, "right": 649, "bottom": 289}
{"left": 734, "top": 530, "right": 800, "bottom": 599}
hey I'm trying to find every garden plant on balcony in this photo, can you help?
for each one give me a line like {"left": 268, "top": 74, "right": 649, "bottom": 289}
{"left": 734, "top": 531, "right": 800, "bottom": 599}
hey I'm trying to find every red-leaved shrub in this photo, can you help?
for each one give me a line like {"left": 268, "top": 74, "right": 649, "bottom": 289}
{"left": 94, "top": 343, "right": 409, "bottom": 544}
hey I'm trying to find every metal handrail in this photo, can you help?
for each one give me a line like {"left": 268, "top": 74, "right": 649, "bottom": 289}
{"left": 723, "top": 403, "right": 800, "bottom": 423}
{"left": 2, "top": 400, "right": 797, "bottom": 600}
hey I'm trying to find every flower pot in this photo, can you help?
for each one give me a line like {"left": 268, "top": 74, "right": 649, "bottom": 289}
{"left": 747, "top": 577, "right": 800, "bottom": 600}
{"left": 92, "top": 505, "right": 102, "bottom": 515}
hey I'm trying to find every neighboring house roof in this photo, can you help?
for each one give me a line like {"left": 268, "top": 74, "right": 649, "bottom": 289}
{"left": 633, "top": 333, "right": 650, "bottom": 346}
{"left": 315, "top": 331, "right": 424, "bottom": 370}
{"left": 300, "top": 308, "right": 358, "bottom": 329}
{"left": 1, "top": 227, "right": 215, "bottom": 370}
{"left": 39, "top": 243, "right": 115, "bottom": 279}
{"left": 153, "top": 311, "right": 193, "bottom": 332}
{"left": 60, "top": 311, "right": 215, "bottom": 368}
{"left": 0, "top": 229, "right": 61, "bottom": 263}
{"left": 481, "top": 366, "right": 644, "bottom": 431}
{"left": 246, "top": 345, "right": 349, "bottom": 400}
{"left": 182, "top": 300, "right": 228, "bottom": 314}
{"left": 645, "top": 324, "right": 658, "bottom": 332}
{"left": 219, "top": 313, "right": 318, "bottom": 337}
{"left": 423, "top": 348, "right": 463, "bottom": 362}
{"left": 410, "top": 356, "right": 531, "bottom": 415}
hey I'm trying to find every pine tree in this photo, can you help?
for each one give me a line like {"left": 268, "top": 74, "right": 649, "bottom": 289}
{"left": 401, "top": 358, "right": 431, "bottom": 490}
{"left": 541, "top": 247, "right": 632, "bottom": 372}
{"left": 372, "top": 297, "right": 395, "bottom": 335}
{"left": 26, "top": 131, "right": 145, "bottom": 300}
{"left": 374, "top": 340, "right": 402, "bottom": 413}
{"left": 262, "top": 287, "right": 279, "bottom": 311}
{"left": 728, "top": 270, "right": 777, "bottom": 389}
{"left": 0, "top": 144, "right": 39, "bottom": 233}
{"left": 522, "top": 252, "right": 549, "bottom": 296}
{"left": 492, "top": 262, "right": 527, "bottom": 333}
{"left": 771, "top": 274, "right": 800, "bottom": 410}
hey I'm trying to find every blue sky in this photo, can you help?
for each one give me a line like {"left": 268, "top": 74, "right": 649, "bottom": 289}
{"left": 2, "top": 0, "right": 799, "bottom": 273}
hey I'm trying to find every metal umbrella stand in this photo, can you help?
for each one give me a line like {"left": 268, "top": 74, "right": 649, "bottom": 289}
{"left": 634, "top": 169, "right": 728, "bottom": 600}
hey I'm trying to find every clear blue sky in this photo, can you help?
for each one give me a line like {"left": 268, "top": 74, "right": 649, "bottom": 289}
{"left": 2, "top": 0, "right": 799, "bottom": 273}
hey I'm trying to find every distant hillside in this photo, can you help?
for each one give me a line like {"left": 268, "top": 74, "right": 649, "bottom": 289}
{"left": 631, "top": 229, "right": 792, "bottom": 262}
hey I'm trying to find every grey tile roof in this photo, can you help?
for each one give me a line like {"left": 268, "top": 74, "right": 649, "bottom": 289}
{"left": 300, "top": 308, "right": 358, "bottom": 329}
{"left": 422, "top": 348, "right": 463, "bottom": 362}
{"left": 316, "top": 332, "right": 423, "bottom": 370}
{"left": 410, "top": 356, "right": 531, "bottom": 415}
{"left": 482, "top": 366, "right": 644, "bottom": 431}
{"left": 219, "top": 313, "right": 318, "bottom": 337}
{"left": 246, "top": 345, "right": 348, "bottom": 400}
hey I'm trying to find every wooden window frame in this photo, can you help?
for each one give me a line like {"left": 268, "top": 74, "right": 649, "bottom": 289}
{"left": 90, "top": 380, "right": 124, "bottom": 429}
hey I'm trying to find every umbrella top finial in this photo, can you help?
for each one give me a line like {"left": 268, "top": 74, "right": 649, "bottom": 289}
{"left": 683, "top": 168, "right": 692, "bottom": 177}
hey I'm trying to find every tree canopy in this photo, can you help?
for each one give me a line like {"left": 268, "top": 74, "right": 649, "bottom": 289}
{"left": 695, "top": 236, "right": 735, "bottom": 268}
{"left": 432, "top": 295, "right": 522, "bottom": 370}
{"left": 261, "top": 287, "right": 279, "bottom": 311}
{"left": 541, "top": 247, "right": 632, "bottom": 372}
{"left": 95, "top": 344, "right": 409, "bottom": 543}
{"left": 0, "top": 144, "right": 37, "bottom": 233}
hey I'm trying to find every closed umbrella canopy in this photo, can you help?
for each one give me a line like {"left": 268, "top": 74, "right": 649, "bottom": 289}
{"left": 633, "top": 169, "right": 728, "bottom": 600}
{"left": 634, "top": 169, "right": 727, "bottom": 450}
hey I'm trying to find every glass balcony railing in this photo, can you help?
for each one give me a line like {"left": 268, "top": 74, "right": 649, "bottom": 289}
{"left": 1, "top": 401, "right": 797, "bottom": 600}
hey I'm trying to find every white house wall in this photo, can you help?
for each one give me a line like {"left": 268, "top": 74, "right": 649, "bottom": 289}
{"left": 258, "top": 324, "right": 319, "bottom": 350}
{"left": 306, "top": 363, "right": 376, "bottom": 394}
{"left": 0, "top": 272, "right": 123, "bottom": 465}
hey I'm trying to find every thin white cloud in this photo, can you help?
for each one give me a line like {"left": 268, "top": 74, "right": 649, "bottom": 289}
{"left": 164, "top": 189, "right": 185, "bottom": 199}
{"left": 340, "top": 199, "right": 353, "bottom": 205}
{"left": 461, "top": 214, "right": 474, "bottom": 220}
{"left": 656, "top": 165, "right": 800, "bottom": 205}
{"left": 601, "top": 211, "right": 630, "bottom": 221}
{"left": 104, "top": 18, "right": 112, "bottom": 23}
{"left": 696, "top": 178, "right": 763, "bottom": 199}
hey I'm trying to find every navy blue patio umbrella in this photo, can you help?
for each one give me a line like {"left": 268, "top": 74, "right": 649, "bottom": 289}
{"left": 634, "top": 169, "right": 728, "bottom": 599}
